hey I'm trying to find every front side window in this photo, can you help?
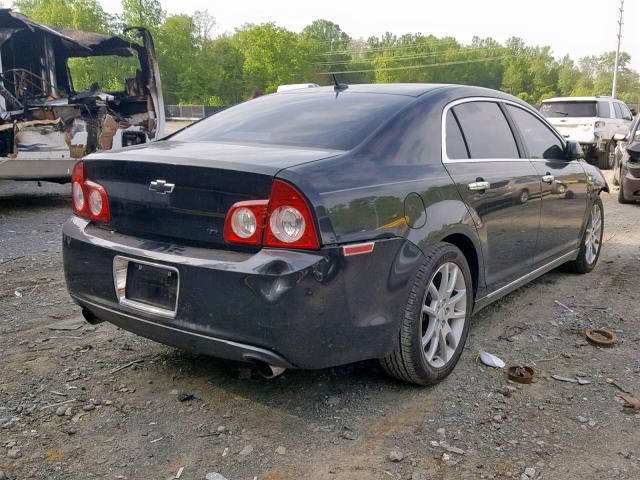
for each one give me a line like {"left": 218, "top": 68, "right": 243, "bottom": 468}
{"left": 452, "top": 102, "right": 519, "bottom": 159}
{"left": 171, "top": 92, "right": 412, "bottom": 151}
{"left": 506, "top": 105, "right": 565, "bottom": 160}
{"left": 619, "top": 103, "right": 632, "bottom": 121}
{"left": 540, "top": 101, "right": 597, "bottom": 118}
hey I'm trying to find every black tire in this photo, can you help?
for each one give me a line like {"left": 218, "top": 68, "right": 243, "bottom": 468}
{"left": 380, "top": 242, "right": 473, "bottom": 386}
{"left": 565, "top": 197, "right": 604, "bottom": 274}
{"left": 597, "top": 142, "right": 615, "bottom": 170}
{"left": 618, "top": 170, "right": 633, "bottom": 204}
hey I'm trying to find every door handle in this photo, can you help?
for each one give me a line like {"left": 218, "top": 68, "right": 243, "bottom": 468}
{"left": 541, "top": 174, "right": 555, "bottom": 183}
{"left": 468, "top": 181, "right": 490, "bottom": 191}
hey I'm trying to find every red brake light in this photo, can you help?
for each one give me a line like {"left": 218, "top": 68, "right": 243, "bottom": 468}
{"left": 263, "top": 180, "right": 319, "bottom": 249}
{"left": 223, "top": 179, "right": 319, "bottom": 250}
{"left": 71, "top": 160, "right": 111, "bottom": 222}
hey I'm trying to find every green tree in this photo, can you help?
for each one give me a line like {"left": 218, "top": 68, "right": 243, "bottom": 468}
{"left": 122, "top": 0, "right": 165, "bottom": 33}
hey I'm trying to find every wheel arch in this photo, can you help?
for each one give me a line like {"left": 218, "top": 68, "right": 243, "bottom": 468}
{"left": 440, "top": 232, "right": 481, "bottom": 300}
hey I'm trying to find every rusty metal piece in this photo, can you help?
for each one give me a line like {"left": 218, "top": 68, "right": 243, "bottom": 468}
{"left": 507, "top": 365, "right": 534, "bottom": 384}
{"left": 585, "top": 328, "right": 616, "bottom": 348}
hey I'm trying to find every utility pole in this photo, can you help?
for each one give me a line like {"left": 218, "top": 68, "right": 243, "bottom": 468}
{"left": 612, "top": 0, "right": 624, "bottom": 98}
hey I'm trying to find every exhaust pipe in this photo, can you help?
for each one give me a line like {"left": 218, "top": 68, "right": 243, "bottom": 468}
{"left": 81, "top": 308, "right": 104, "bottom": 325}
{"left": 251, "top": 360, "right": 286, "bottom": 379}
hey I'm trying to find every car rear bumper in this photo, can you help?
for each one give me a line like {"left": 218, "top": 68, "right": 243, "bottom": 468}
{"left": 63, "top": 216, "right": 423, "bottom": 369}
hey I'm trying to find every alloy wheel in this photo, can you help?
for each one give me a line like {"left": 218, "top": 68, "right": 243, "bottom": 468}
{"left": 584, "top": 204, "right": 602, "bottom": 264}
{"left": 421, "top": 262, "right": 467, "bottom": 368}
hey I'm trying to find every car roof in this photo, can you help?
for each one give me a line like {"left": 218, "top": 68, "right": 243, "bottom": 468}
{"left": 276, "top": 83, "right": 450, "bottom": 97}
{"left": 542, "top": 96, "right": 621, "bottom": 103}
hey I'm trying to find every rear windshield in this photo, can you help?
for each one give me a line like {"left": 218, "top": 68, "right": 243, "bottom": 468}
{"left": 540, "top": 101, "right": 597, "bottom": 118}
{"left": 170, "top": 92, "right": 412, "bottom": 150}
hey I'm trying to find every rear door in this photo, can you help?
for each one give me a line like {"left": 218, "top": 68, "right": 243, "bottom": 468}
{"left": 504, "top": 104, "right": 588, "bottom": 265}
{"left": 443, "top": 99, "right": 541, "bottom": 292}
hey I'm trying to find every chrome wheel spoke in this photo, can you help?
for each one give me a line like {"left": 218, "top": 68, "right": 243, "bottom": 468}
{"left": 420, "top": 261, "right": 468, "bottom": 368}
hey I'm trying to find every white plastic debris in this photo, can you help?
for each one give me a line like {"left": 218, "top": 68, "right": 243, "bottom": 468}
{"left": 479, "top": 351, "right": 506, "bottom": 369}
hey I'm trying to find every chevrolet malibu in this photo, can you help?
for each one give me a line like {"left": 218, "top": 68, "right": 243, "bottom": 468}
{"left": 63, "top": 84, "right": 607, "bottom": 385}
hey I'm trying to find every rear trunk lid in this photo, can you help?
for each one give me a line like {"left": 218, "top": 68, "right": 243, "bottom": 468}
{"left": 84, "top": 140, "right": 338, "bottom": 247}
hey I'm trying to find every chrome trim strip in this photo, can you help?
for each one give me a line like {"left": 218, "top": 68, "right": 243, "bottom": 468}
{"left": 482, "top": 249, "right": 578, "bottom": 302}
{"left": 441, "top": 96, "right": 566, "bottom": 164}
{"left": 112, "top": 255, "right": 180, "bottom": 319}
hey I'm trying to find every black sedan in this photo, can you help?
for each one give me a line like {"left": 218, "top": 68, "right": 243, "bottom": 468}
{"left": 613, "top": 115, "right": 640, "bottom": 203}
{"left": 63, "top": 84, "right": 608, "bottom": 385}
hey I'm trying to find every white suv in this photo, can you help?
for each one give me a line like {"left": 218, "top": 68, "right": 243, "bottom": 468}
{"left": 539, "top": 96, "right": 633, "bottom": 169}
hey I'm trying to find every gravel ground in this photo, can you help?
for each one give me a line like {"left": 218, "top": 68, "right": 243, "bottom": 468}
{"left": 0, "top": 173, "right": 639, "bottom": 480}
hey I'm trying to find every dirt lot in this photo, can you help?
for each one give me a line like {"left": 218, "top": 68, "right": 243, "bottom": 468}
{"left": 1, "top": 173, "right": 639, "bottom": 480}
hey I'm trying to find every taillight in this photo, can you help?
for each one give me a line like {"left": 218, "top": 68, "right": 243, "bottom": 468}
{"left": 223, "top": 179, "right": 319, "bottom": 250}
{"left": 71, "top": 161, "right": 111, "bottom": 222}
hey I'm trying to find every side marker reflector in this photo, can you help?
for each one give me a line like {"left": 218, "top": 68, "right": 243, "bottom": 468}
{"left": 342, "top": 242, "right": 375, "bottom": 256}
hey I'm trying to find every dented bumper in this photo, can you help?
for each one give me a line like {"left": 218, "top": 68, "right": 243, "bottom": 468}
{"left": 62, "top": 216, "right": 420, "bottom": 369}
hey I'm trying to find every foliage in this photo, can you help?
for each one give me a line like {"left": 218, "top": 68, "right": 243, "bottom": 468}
{"left": 11, "top": 0, "right": 640, "bottom": 106}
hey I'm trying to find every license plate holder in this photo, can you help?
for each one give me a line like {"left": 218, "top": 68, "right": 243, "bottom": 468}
{"left": 113, "top": 256, "right": 179, "bottom": 318}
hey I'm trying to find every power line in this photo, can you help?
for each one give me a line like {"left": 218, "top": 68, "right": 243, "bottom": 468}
{"left": 314, "top": 38, "right": 464, "bottom": 56}
{"left": 314, "top": 45, "right": 506, "bottom": 66}
{"left": 319, "top": 55, "right": 514, "bottom": 75}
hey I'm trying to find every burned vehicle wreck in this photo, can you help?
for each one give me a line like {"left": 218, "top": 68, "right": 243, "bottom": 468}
{"left": 0, "top": 10, "right": 164, "bottom": 181}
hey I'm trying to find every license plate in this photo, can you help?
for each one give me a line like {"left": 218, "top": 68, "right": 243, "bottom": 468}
{"left": 113, "top": 256, "right": 179, "bottom": 317}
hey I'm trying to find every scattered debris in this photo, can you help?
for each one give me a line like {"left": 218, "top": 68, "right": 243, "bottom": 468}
{"left": 275, "top": 446, "right": 286, "bottom": 455}
{"left": 606, "top": 378, "right": 632, "bottom": 393}
{"left": 150, "top": 437, "right": 163, "bottom": 443}
{"left": 446, "top": 446, "right": 465, "bottom": 455}
{"left": 498, "top": 325, "right": 528, "bottom": 342}
{"left": 554, "top": 300, "right": 574, "bottom": 314}
{"left": 552, "top": 375, "right": 578, "bottom": 383}
{"left": 47, "top": 321, "right": 83, "bottom": 331}
{"left": 239, "top": 445, "right": 254, "bottom": 456}
{"left": 205, "top": 473, "right": 228, "bottom": 480}
{"left": 524, "top": 466, "right": 536, "bottom": 477}
{"left": 175, "top": 466, "right": 184, "bottom": 479}
{"left": 7, "top": 447, "right": 21, "bottom": 459}
{"left": 176, "top": 393, "right": 195, "bottom": 403}
{"left": 109, "top": 359, "right": 144, "bottom": 374}
{"left": 585, "top": 328, "right": 616, "bottom": 348}
{"left": 480, "top": 351, "right": 506, "bottom": 368}
{"left": 619, "top": 394, "right": 640, "bottom": 411}
{"left": 507, "top": 366, "right": 534, "bottom": 384}
{"left": 341, "top": 430, "right": 357, "bottom": 440}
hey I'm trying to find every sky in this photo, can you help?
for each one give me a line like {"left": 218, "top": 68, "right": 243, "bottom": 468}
{"left": 13, "top": 0, "right": 640, "bottom": 71}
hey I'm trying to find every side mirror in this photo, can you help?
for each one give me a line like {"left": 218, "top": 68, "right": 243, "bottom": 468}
{"left": 613, "top": 133, "right": 627, "bottom": 141}
{"left": 627, "top": 143, "right": 640, "bottom": 161}
{"left": 565, "top": 140, "right": 584, "bottom": 160}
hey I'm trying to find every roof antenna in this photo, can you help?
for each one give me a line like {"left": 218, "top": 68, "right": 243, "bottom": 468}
{"left": 332, "top": 73, "right": 348, "bottom": 92}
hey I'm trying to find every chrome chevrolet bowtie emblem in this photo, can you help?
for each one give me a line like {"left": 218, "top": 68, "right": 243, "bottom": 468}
{"left": 149, "top": 179, "right": 175, "bottom": 194}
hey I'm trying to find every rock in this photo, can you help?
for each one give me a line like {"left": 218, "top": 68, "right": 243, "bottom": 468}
{"left": 341, "top": 430, "right": 357, "bottom": 440}
{"left": 216, "top": 426, "right": 227, "bottom": 434}
{"left": 411, "top": 473, "right": 427, "bottom": 480}
{"left": 446, "top": 446, "right": 465, "bottom": 455}
{"left": 326, "top": 396, "right": 340, "bottom": 406}
{"left": 275, "top": 446, "right": 286, "bottom": 455}
{"left": 64, "top": 407, "right": 73, "bottom": 417}
{"left": 82, "top": 404, "right": 96, "bottom": 412}
{"left": 388, "top": 448, "right": 404, "bottom": 462}
{"left": 576, "top": 415, "right": 589, "bottom": 423}
{"left": 239, "top": 445, "right": 254, "bottom": 456}
{"left": 177, "top": 393, "right": 195, "bottom": 402}
{"left": 7, "top": 447, "right": 21, "bottom": 459}
{"left": 55, "top": 406, "right": 67, "bottom": 416}
{"left": 205, "top": 473, "right": 228, "bottom": 480}
{"left": 588, "top": 419, "right": 597, "bottom": 427}
{"left": 524, "top": 467, "right": 536, "bottom": 477}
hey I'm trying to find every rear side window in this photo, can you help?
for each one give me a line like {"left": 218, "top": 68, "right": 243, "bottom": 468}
{"left": 445, "top": 111, "right": 469, "bottom": 159}
{"left": 170, "top": 92, "right": 412, "bottom": 150}
{"left": 506, "top": 105, "right": 565, "bottom": 160}
{"left": 597, "top": 101, "right": 611, "bottom": 118}
{"left": 452, "top": 102, "right": 519, "bottom": 159}
{"left": 540, "top": 101, "right": 597, "bottom": 118}
{"left": 619, "top": 103, "right": 632, "bottom": 121}
{"left": 613, "top": 102, "right": 623, "bottom": 119}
